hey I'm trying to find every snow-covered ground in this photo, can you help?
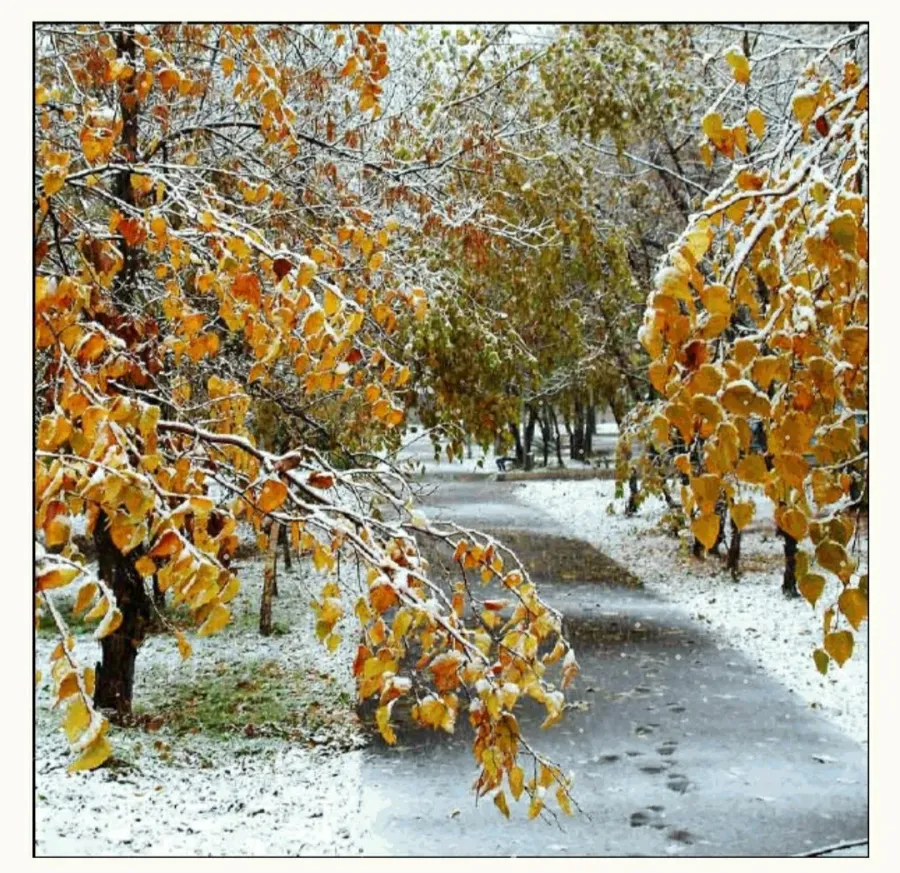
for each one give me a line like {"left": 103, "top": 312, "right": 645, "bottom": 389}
{"left": 35, "top": 553, "right": 373, "bottom": 856}
{"left": 515, "top": 479, "right": 868, "bottom": 747}
{"left": 389, "top": 425, "right": 620, "bottom": 477}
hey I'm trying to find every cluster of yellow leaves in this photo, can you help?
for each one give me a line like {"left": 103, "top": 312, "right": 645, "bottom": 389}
{"left": 344, "top": 534, "right": 577, "bottom": 818}
{"left": 638, "top": 59, "right": 868, "bottom": 671}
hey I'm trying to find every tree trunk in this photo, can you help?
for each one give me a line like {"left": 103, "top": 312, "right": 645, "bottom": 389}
{"left": 508, "top": 421, "right": 524, "bottom": 466}
{"left": 152, "top": 576, "right": 166, "bottom": 610}
{"left": 278, "top": 522, "right": 291, "bottom": 578}
{"left": 571, "top": 397, "right": 584, "bottom": 461}
{"left": 780, "top": 529, "right": 799, "bottom": 598}
{"left": 549, "top": 406, "right": 564, "bottom": 467}
{"left": 523, "top": 405, "right": 537, "bottom": 471}
{"left": 584, "top": 402, "right": 596, "bottom": 458}
{"left": 540, "top": 403, "right": 551, "bottom": 467}
{"left": 727, "top": 517, "right": 741, "bottom": 580}
{"left": 259, "top": 522, "right": 281, "bottom": 636}
{"left": 626, "top": 468, "right": 640, "bottom": 515}
{"left": 711, "top": 498, "right": 728, "bottom": 555}
{"left": 93, "top": 511, "right": 152, "bottom": 718}
{"left": 692, "top": 534, "right": 705, "bottom": 559}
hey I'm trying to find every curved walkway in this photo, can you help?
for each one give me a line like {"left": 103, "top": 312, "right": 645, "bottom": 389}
{"left": 355, "top": 478, "right": 868, "bottom": 856}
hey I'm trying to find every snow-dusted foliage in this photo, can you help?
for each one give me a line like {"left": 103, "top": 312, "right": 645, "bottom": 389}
{"left": 34, "top": 24, "right": 578, "bottom": 814}
{"left": 629, "top": 26, "right": 868, "bottom": 671}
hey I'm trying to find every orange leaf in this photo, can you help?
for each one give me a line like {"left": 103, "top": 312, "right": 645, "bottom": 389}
{"left": 258, "top": 478, "right": 288, "bottom": 512}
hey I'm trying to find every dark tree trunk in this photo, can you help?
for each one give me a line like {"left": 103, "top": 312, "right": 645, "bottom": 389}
{"left": 93, "top": 512, "right": 152, "bottom": 718}
{"left": 540, "top": 403, "right": 551, "bottom": 467}
{"left": 278, "top": 522, "right": 291, "bottom": 581}
{"left": 727, "top": 517, "right": 741, "bottom": 580}
{"left": 626, "top": 468, "right": 640, "bottom": 516}
{"left": 692, "top": 535, "right": 705, "bottom": 559}
{"left": 523, "top": 405, "right": 538, "bottom": 471}
{"left": 571, "top": 398, "right": 585, "bottom": 461}
{"left": 780, "top": 529, "right": 800, "bottom": 598}
{"left": 549, "top": 406, "right": 564, "bottom": 468}
{"left": 259, "top": 522, "right": 280, "bottom": 636}
{"left": 152, "top": 576, "right": 166, "bottom": 610}
{"left": 584, "top": 403, "right": 596, "bottom": 458}
{"left": 711, "top": 498, "right": 728, "bottom": 555}
{"left": 508, "top": 421, "right": 524, "bottom": 466}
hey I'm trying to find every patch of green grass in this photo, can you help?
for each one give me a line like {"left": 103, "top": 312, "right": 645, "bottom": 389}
{"left": 36, "top": 599, "right": 95, "bottom": 636}
{"left": 37, "top": 600, "right": 196, "bottom": 638}
{"left": 133, "top": 659, "right": 358, "bottom": 745}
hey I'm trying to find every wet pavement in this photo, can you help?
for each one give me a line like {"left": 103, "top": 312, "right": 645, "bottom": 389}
{"left": 355, "top": 477, "right": 868, "bottom": 856}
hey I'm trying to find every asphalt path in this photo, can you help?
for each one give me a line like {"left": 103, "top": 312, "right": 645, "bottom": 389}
{"left": 355, "top": 478, "right": 868, "bottom": 856}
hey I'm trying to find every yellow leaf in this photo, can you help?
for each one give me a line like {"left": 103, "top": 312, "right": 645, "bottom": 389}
{"left": 702, "top": 112, "right": 723, "bottom": 141}
{"left": 556, "top": 786, "right": 573, "bottom": 816}
{"left": 258, "top": 478, "right": 288, "bottom": 513}
{"left": 736, "top": 455, "right": 768, "bottom": 485}
{"left": 37, "top": 566, "right": 80, "bottom": 591}
{"left": 56, "top": 670, "right": 79, "bottom": 702}
{"left": 816, "top": 540, "right": 853, "bottom": 582}
{"left": 221, "top": 56, "right": 235, "bottom": 76}
{"left": 838, "top": 588, "right": 867, "bottom": 631}
{"left": 84, "top": 596, "right": 109, "bottom": 623}
{"left": 656, "top": 266, "right": 691, "bottom": 301}
{"left": 303, "top": 308, "right": 325, "bottom": 337}
{"left": 691, "top": 512, "right": 720, "bottom": 551}
{"left": 72, "top": 582, "right": 98, "bottom": 616}
{"left": 729, "top": 501, "right": 754, "bottom": 531}
{"left": 323, "top": 287, "right": 342, "bottom": 317}
{"left": 375, "top": 704, "right": 396, "bottom": 745}
{"left": 95, "top": 607, "right": 123, "bottom": 640}
{"left": 527, "top": 794, "right": 543, "bottom": 820}
{"left": 149, "top": 530, "right": 182, "bottom": 558}
{"left": 798, "top": 573, "right": 825, "bottom": 607}
{"left": 135, "top": 556, "right": 156, "bottom": 577}
{"left": 683, "top": 220, "right": 712, "bottom": 260}
{"left": 158, "top": 68, "right": 181, "bottom": 92}
{"left": 494, "top": 790, "right": 510, "bottom": 819}
{"left": 691, "top": 364, "right": 723, "bottom": 396}
{"left": 68, "top": 735, "right": 112, "bottom": 772}
{"left": 63, "top": 696, "right": 91, "bottom": 743}
{"left": 690, "top": 474, "right": 721, "bottom": 515}
{"left": 792, "top": 92, "right": 817, "bottom": 125}
{"left": 699, "top": 283, "right": 731, "bottom": 317}
{"left": 777, "top": 507, "right": 808, "bottom": 542}
{"left": 725, "top": 48, "right": 750, "bottom": 85}
{"left": 175, "top": 630, "right": 192, "bottom": 660}
{"left": 43, "top": 169, "right": 67, "bottom": 196}
{"left": 824, "top": 631, "right": 853, "bottom": 667}
{"left": 198, "top": 603, "right": 230, "bottom": 637}
{"left": 746, "top": 107, "right": 765, "bottom": 139}
{"left": 509, "top": 766, "right": 524, "bottom": 800}
{"left": 368, "top": 251, "right": 385, "bottom": 271}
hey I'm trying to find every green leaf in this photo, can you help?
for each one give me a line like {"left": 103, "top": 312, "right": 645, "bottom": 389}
{"left": 813, "top": 648, "right": 829, "bottom": 675}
